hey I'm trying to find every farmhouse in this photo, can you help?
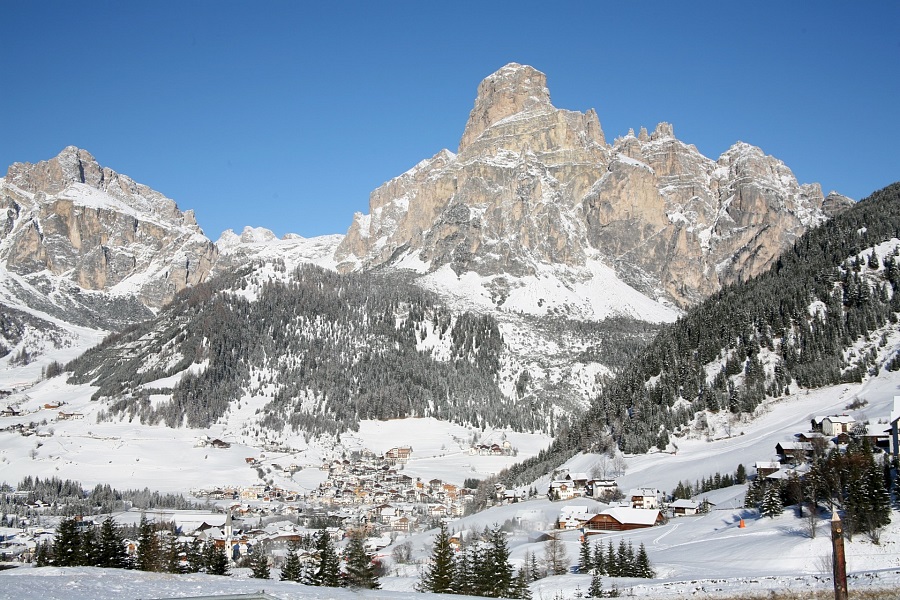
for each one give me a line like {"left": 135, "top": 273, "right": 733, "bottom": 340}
{"left": 585, "top": 507, "right": 664, "bottom": 531}
{"left": 775, "top": 441, "right": 813, "bottom": 463}
{"left": 821, "top": 415, "right": 856, "bottom": 436}
{"left": 670, "top": 499, "right": 701, "bottom": 516}
{"left": 628, "top": 488, "right": 661, "bottom": 509}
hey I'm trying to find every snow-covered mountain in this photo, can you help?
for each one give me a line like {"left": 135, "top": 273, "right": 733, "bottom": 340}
{"left": 0, "top": 62, "right": 862, "bottom": 446}
{"left": 337, "top": 63, "right": 852, "bottom": 312}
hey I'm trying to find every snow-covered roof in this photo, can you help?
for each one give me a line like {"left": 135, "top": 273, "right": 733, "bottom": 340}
{"left": 600, "top": 506, "right": 660, "bottom": 525}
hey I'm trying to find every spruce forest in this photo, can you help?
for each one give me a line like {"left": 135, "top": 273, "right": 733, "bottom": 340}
{"left": 501, "top": 182, "right": 900, "bottom": 485}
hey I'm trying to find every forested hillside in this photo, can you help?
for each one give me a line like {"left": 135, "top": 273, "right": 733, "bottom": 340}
{"left": 66, "top": 263, "right": 555, "bottom": 436}
{"left": 502, "top": 182, "right": 900, "bottom": 486}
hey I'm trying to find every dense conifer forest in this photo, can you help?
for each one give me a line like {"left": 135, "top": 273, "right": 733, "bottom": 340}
{"left": 65, "top": 265, "right": 557, "bottom": 435}
{"left": 501, "top": 182, "right": 900, "bottom": 485}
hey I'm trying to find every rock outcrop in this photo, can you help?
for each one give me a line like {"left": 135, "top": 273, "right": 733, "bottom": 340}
{"left": 1, "top": 146, "right": 217, "bottom": 311}
{"left": 337, "top": 63, "right": 850, "bottom": 309}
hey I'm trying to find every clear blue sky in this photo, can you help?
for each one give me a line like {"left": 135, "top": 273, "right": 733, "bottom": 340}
{"left": 2, "top": 1, "right": 897, "bottom": 239}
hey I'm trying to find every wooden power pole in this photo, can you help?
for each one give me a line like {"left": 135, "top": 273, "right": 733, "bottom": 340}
{"left": 831, "top": 511, "right": 848, "bottom": 600}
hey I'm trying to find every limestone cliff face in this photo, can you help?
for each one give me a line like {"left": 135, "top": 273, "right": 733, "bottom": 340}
{"left": 0, "top": 147, "right": 217, "bottom": 310}
{"left": 337, "top": 63, "right": 850, "bottom": 309}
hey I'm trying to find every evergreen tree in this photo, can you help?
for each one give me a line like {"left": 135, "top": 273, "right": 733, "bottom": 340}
{"left": 512, "top": 568, "right": 533, "bottom": 600}
{"left": 184, "top": 539, "right": 205, "bottom": 573}
{"left": 605, "top": 540, "right": 617, "bottom": 577}
{"left": 250, "top": 547, "right": 271, "bottom": 580}
{"left": 160, "top": 533, "right": 182, "bottom": 573}
{"left": 205, "top": 542, "right": 230, "bottom": 576}
{"left": 310, "top": 529, "right": 341, "bottom": 587}
{"left": 34, "top": 539, "right": 53, "bottom": 567}
{"left": 135, "top": 515, "right": 161, "bottom": 572}
{"left": 529, "top": 551, "right": 541, "bottom": 582}
{"left": 78, "top": 524, "right": 101, "bottom": 566}
{"left": 484, "top": 526, "right": 514, "bottom": 597}
{"left": 593, "top": 540, "right": 606, "bottom": 576}
{"left": 53, "top": 518, "right": 81, "bottom": 567}
{"left": 579, "top": 533, "right": 593, "bottom": 573}
{"left": 98, "top": 518, "right": 127, "bottom": 569}
{"left": 468, "top": 541, "right": 490, "bottom": 596}
{"left": 343, "top": 532, "right": 380, "bottom": 589}
{"left": 279, "top": 540, "right": 303, "bottom": 582}
{"left": 588, "top": 572, "right": 604, "bottom": 597}
{"left": 419, "top": 522, "right": 454, "bottom": 593}
{"left": 452, "top": 545, "right": 474, "bottom": 595}
{"left": 761, "top": 483, "right": 784, "bottom": 518}
{"left": 635, "top": 543, "right": 654, "bottom": 578}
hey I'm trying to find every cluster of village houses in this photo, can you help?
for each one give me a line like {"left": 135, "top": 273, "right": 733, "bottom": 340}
{"left": 542, "top": 407, "right": 900, "bottom": 537}
{"left": 4, "top": 406, "right": 899, "bottom": 565}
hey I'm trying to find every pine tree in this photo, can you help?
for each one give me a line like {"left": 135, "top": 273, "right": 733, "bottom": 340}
{"left": 279, "top": 540, "right": 302, "bottom": 582}
{"left": 605, "top": 540, "right": 617, "bottom": 577}
{"left": 484, "top": 526, "right": 514, "bottom": 597}
{"left": 635, "top": 543, "right": 654, "bottom": 578}
{"left": 160, "top": 533, "right": 182, "bottom": 573}
{"left": 135, "top": 515, "right": 160, "bottom": 572}
{"left": 761, "top": 483, "right": 784, "bottom": 518}
{"left": 78, "top": 524, "right": 101, "bottom": 566}
{"left": 588, "top": 572, "right": 604, "bottom": 597}
{"left": 512, "top": 568, "right": 533, "bottom": 599}
{"left": 310, "top": 529, "right": 341, "bottom": 587}
{"left": 184, "top": 539, "right": 205, "bottom": 573}
{"left": 579, "top": 533, "right": 593, "bottom": 573}
{"left": 98, "top": 517, "right": 127, "bottom": 569}
{"left": 452, "top": 545, "right": 473, "bottom": 595}
{"left": 593, "top": 540, "right": 606, "bottom": 575}
{"left": 343, "top": 532, "right": 380, "bottom": 589}
{"left": 419, "top": 522, "right": 454, "bottom": 593}
{"left": 250, "top": 547, "right": 271, "bottom": 580}
{"left": 529, "top": 551, "right": 541, "bottom": 582}
{"left": 34, "top": 539, "right": 53, "bottom": 567}
{"left": 205, "top": 542, "right": 230, "bottom": 576}
{"left": 53, "top": 518, "right": 81, "bottom": 567}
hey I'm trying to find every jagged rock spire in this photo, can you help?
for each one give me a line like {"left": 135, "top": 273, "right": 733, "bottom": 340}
{"left": 458, "top": 63, "right": 552, "bottom": 153}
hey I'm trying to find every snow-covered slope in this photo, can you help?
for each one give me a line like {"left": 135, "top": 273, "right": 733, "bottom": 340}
{"left": 216, "top": 226, "right": 343, "bottom": 272}
{"left": 4, "top": 371, "right": 900, "bottom": 598}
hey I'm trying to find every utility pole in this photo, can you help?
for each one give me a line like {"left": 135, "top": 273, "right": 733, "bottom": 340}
{"left": 831, "top": 511, "right": 848, "bottom": 600}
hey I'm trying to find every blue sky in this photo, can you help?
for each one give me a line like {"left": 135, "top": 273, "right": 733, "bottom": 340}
{"left": 2, "top": 1, "right": 897, "bottom": 239}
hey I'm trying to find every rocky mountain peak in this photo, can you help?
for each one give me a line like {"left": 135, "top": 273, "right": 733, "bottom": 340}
{"left": 1, "top": 147, "right": 217, "bottom": 311}
{"left": 338, "top": 62, "right": 845, "bottom": 312}
{"left": 6, "top": 146, "right": 100, "bottom": 195}
{"left": 458, "top": 63, "right": 552, "bottom": 152}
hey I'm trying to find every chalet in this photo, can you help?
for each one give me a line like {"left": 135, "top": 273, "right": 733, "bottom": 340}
{"left": 670, "top": 499, "right": 701, "bottom": 516}
{"left": 585, "top": 507, "right": 664, "bottom": 531}
{"left": 391, "top": 516, "right": 413, "bottom": 532}
{"left": 587, "top": 479, "right": 618, "bottom": 498}
{"left": 755, "top": 461, "right": 781, "bottom": 478}
{"left": 549, "top": 481, "right": 579, "bottom": 500}
{"left": 565, "top": 472, "right": 590, "bottom": 491}
{"left": 628, "top": 488, "right": 661, "bottom": 509}
{"left": 209, "top": 438, "right": 231, "bottom": 449}
{"left": 0, "top": 408, "right": 20, "bottom": 417}
{"left": 559, "top": 505, "right": 595, "bottom": 529}
{"left": 776, "top": 441, "right": 813, "bottom": 463}
{"left": 58, "top": 411, "right": 83, "bottom": 420}
{"left": 823, "top": 415, "right": 856, "bottom": 436}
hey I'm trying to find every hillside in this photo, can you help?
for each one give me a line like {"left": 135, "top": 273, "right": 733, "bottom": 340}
{"left": 3, "top": 368, "right": 900, "bottom": 599}
{"left": 501, "top": 182, "right": 900, "bottom": 485}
